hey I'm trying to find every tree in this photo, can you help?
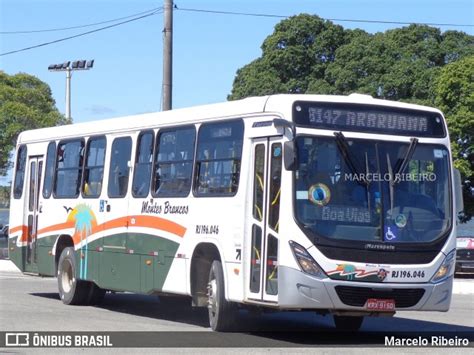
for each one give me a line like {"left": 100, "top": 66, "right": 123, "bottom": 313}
{"left": 228, "top": 14, "right": 349, "bottom": 99}
{"left": 229, "top": 15, "right": 474, "bottom": 220}
{"left": 0, "top": 71, "right": 69, "bottom": 176}
{"left": 0, "top": 185, "right": 10, "bottom": 208}
{"left": 229, "top": 15, "right": 474, "bottom": 103}
{"left": 434, "top": 56, "right": 474, "bottom": 219}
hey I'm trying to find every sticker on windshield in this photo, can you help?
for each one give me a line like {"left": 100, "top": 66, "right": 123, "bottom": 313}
{"left": 274, "top": 146, "right": 282, "bottom": 157}
{"left": 433, "top": 149, "right": 443, "bottom": 158}
{"left": 395, "top": 214, "right": 407, "bottom": 228}
{"left": 384, "top": 225, "right": 399, "bottom": 242}
{"left": 308, "top": 183, "right": 331, "bottom": 206}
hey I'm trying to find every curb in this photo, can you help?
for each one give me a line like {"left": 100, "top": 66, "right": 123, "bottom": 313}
{"left": 0, "top": 259, "right": 20, "bottom": 272}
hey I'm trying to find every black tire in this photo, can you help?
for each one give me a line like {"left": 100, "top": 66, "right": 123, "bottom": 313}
{"left": 333, "top": 315, "right": 364, "bottom": 331}
{"left": 207, "top": 260, "right": 237, "bottom": 331}
{"left": 57, "top": 247, "right": 89, "bottom": 305}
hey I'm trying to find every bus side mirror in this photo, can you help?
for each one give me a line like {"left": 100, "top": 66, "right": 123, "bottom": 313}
{"left": 284, "top": 141, "right": 298, "bottom": 171}
{"left": 453, "top": 168, "right": 464, "bottom": 221}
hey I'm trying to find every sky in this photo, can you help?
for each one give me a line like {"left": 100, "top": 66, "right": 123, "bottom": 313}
{"left": 0, "top": 0, "right": 473, "bottom": 184}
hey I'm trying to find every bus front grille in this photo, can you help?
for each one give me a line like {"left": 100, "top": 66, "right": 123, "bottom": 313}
{"left": 335, "top": 286, "right": 425, "bottom": 308}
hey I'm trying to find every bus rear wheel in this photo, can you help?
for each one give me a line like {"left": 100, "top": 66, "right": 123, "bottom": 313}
{"left": 333, "top": 315, "right": 364, "bottom": 331}
{"left": 57, "top": 247, "right": 89, "bottom": 305}
{"left": 207, "top": 260, "right": 237, "bottom": 331}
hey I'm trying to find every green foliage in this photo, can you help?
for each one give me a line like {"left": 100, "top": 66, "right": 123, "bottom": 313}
{"left": 0, "top": 71, "right": 69, "bottom": 176}
{"left": 229, "top": 14, "right": 349, "bottom": 99}
{"left": 229, "top": 17, "right": 474, "bottom": 102}
{"left": 229, "top": 15, "right": 474, "bottom": 220}
{"left": 0, "top": 185, "right": 10, "bottom": 208}
{"left": 434, "top": 56, "right": 474, "bottom": 218}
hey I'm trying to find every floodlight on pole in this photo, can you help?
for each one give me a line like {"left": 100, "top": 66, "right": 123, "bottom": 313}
{"left": 48, "top": 59, "right": 94, "bottom": 120}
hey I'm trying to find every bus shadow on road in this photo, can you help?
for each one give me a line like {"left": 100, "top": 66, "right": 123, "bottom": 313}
{"left": 97, "top": 292, "right": 211, "bottom": 328}
{"left": 29, "top": 292, "right": 60, "bottom": 300}
{"left": 29, "top": 291, "right": 474, "bottom": 344}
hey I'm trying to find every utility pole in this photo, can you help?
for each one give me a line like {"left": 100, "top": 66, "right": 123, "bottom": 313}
{"left": 162, "top": 0, "right": 173, "bottom": 111}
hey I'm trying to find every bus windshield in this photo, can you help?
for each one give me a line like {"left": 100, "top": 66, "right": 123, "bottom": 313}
{"left": 294, "top": 136, "right": 451, "bottom": 244}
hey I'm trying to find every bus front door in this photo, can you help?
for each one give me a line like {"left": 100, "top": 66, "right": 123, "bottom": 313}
{"left": 246, "top": 137, "right": 282, "bottom": 303}
{"left": 24, "top": 156, "right": 43, "bottom": 273}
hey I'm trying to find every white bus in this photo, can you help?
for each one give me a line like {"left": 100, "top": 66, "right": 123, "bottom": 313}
{"left": 8, "top": 94, "right": 462, "bottom": 331}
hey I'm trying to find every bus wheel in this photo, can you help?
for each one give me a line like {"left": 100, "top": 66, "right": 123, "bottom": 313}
{"left": 207, "top": 260, "right": 236, "bottom": 331}
{"left": 57, "top": 247, "right": 88, "bottom": 305}
{"left": 333, "top": 315, "right": 364, "bottom": 331}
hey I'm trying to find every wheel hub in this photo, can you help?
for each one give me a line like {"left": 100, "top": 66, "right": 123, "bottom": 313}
{"left": 207, "top": 278, "right": 218, "bottom": 317}
{"left": 61, "top": 260, "right": 73, "bottom": 293}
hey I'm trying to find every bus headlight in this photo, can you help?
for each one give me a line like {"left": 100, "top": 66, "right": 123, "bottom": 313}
{"left": 430, "top": 249, "right": 456, "bottom": 284}
{"left": 289, "top": 241, "right": 326, "bottom": 279}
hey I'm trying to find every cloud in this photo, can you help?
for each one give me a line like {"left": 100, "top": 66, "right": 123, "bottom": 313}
{"left": 84, "top": 104, "right": 117, "bottom": 115}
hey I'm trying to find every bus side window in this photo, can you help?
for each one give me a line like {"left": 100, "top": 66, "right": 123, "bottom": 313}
{"left": 54, "top": 139, "right": 84, "bottom": 198}
{"left": 153, "top": 126, "right": 195, "bottom": 197}
{"left": 132, "top": 131, "right": 154, "bottom": 198}
{"left": 42, "top": 141, "right": 56, "bottom": 199}
{"left": 108, "top": 137, "right": 132, "bottom": 198}
{"left": 194, "top": 120, "right": 244, "bottom": 196}
{"left": 83, "top": 136, "right": 106, "bottom": 198}
{"left": 13, "top": 145, "right": 27, "bottom": 199}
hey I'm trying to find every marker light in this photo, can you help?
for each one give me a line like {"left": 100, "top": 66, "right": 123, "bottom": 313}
{"left": 431, "top": 249, "right": 456, "bottom": 284}
{"left": 289, "top": 241, "right": 326, "bottom": 279}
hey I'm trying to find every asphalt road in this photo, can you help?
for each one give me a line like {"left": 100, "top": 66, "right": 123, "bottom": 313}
{"left": 0, "top": 260, "right": 473, "bottom": 352}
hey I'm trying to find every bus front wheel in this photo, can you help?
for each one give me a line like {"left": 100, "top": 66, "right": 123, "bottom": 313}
{"left": 57, "top": 247, "right": 89, "bottom": 305}
{"left": 333, "top": 315, "right": 364, "bottom": 331}
{"left": 207, "top": 260, "right": 237, "bottom": 331}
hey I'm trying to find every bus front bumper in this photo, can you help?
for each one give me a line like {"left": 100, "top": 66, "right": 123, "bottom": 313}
{"left": 278, "top": 266, "right": 453, "bottom": 312}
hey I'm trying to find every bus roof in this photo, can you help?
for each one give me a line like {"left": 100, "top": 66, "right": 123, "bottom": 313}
{"left": 17, "top": 94, "right": 443, "bottom": 144}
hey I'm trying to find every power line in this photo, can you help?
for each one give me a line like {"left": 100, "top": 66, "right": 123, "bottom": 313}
{"left": 0, "top": 9, "right": 163, "bottom": 57}
{"left": 0, "top": 7, "right": 162, "bottom": 34}
{"left": 176, "top": 6, "right": 474, "bottom": 28}
{"left": 1, "top": 5, "right": 472, "bottom": 57}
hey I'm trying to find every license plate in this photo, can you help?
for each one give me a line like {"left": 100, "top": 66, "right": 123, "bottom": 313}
{"left": 365, "top": 298, "right": 395, "bottom": 311}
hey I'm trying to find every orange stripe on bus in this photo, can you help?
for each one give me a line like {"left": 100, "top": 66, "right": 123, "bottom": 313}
{"left": 97, "top": 215, "right": 186, "bottom": 238}
{"left": 37, "top": 221, "right": 75, "bottom": 236}
{"left": 128, "top": 215, "right": 186, "bottom": 237}
{"left": 8, "top": 215, "right": 186, "bottom": 246}
{"left": 9, "top": 225, "right": 24, "bottom": 235}
{"left": 9, "top": 225, "right": 29, "bottom": 244}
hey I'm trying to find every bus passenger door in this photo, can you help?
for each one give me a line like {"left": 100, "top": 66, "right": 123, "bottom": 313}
{"left": 246, "top": 138, "right": 282, "bottom": 303}
{"left": 25, "top": 156, "right": 43, "bottom": 273}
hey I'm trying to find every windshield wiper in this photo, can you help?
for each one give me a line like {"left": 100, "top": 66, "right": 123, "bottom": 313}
{"left": 386, "top": 137, "right": 419, "bottom": 216}
{"left": 334, "top": 132, "right": 369, "bottom": 187}
{"left": 386, "top": 153, "right": 395, "bottom": 214}
{"left": 393, "top": 137, "right": 419, "bottom": 185}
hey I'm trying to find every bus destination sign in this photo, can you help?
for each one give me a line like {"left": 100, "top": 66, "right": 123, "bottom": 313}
{"left": 293, "top": 101, "right": 445, "bottom": 137}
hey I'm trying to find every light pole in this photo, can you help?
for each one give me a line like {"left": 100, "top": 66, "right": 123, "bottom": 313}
{"left": 48, "top": 60, "right": 94, "bottom": 120}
